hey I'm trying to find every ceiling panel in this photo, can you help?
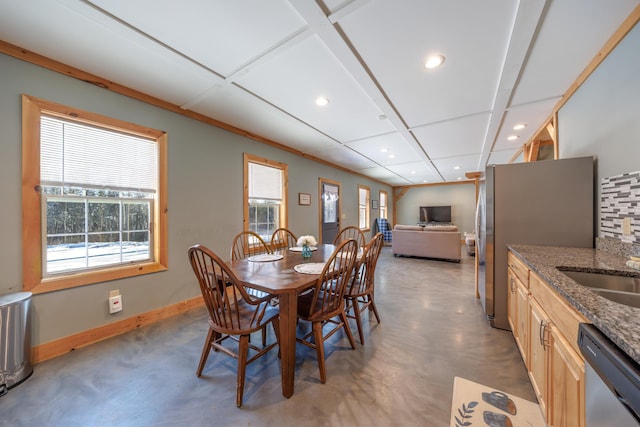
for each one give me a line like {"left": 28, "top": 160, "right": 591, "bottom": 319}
{"left": 0, "top": 0, "right": 219, "bottom": 106}
{"left": 432, "top": 154, "right": 481, "bottom": 182}
{"left": 385, "top": 161, "right": 442, "bottom": 185}
{"left": 87, "top": 0, "right": 307, "bottom": 77}
{"left": 344, "top": 132, "right": 423, "bottom": 166}
{"left": 511, "top": 0, "right": 640, "bottom": 105}
{"left": 304, "top": 144, "right": 378, "bottom": 170}
{"left": 336, "top": 0, "right": 517, "bottom": 127}
{"left": 189, "top": 83, "right": 341, "bottom": 153}
{"left": 493, "top": 98, "right": 560, "bottom": 152}
{"left": 488, "top": 149, "right": 522, "bottom": 166}
{"left": 234, "top": 35, "right": 394, "bottom": 142}
{"left": 411, "top": 113, "right": 490, "bottom": 160}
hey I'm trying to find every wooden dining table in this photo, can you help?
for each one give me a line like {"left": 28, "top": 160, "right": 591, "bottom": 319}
{"left": 227, "top": 243, "right": 336, "bottom": 398}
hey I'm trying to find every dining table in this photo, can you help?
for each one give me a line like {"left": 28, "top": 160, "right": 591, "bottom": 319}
{"left": 227, "top": 243, "right": 336, "bottom": 398}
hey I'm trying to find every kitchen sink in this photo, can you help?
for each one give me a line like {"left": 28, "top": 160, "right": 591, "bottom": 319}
{"left": 590, "top": 288, "right": 640, "bottom": 308}
{"left": 559, "top": 270, "right": 640, "bottom": 293}
{"left": 558, "top": 269, "right": 640, "bottom": 309}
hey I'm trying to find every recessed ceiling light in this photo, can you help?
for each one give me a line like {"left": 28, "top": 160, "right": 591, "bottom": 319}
{"left": 388, "top": 154, "right": 395, "bottom": 159}
{"left": 315, "top": 96, "right": 329, "bottom": 107}
{"left": 508, "top": 135, "right": 519, "bottom": 141}
{"left": 513, "top": 123, "right": 526, "bottom": 130}
{"left": 424, "top": 54, "right": 445, "bottom": 69}
{"left": 377, "top": 114, "right": 387, "bottom": 120}
{"left": 380, "top": 148, "right": 388, "bottom": 153}
{"left": 454, "top": 166, "right": 461, "bottom": 170}
{"left": 411, "top": 171, "right": 416, "bottom": 174}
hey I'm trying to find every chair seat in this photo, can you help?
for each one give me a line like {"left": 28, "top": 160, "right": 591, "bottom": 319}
{"left": 212, "top": 299, "right": 279, "bottom": 335}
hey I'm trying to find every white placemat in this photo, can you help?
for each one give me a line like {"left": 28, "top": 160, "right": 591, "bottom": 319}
{"left": 289, "top": 246, "right": 318, "bottom": 252}
{"left": 294, "top": 263, "right": 325, "bottom": 274}
{"left": 247, "top": 254, "right": 284, "bottom": 262}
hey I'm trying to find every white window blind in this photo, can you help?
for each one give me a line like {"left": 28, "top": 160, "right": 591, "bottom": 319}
{"left": 248, "top": 162, "right": 282, "bottom": 200}
{"left": 40, "top": 116, "right": 158, "bottom": 193}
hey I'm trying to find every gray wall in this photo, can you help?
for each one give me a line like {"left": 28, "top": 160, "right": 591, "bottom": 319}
{"left": 0, "top": 53, "right": 391, "bottom": 346}
{"left": 558, "top": 21, "right": 640, "bottom": 239}
{"left": 395, "top": 183, "right": 476, "bottom": 235}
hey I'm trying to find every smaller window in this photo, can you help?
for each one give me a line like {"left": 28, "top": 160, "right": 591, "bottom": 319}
{"left": 244, "top": 154, "right": 288, "bottom": 242}
{"left": 358, "top": 185, "right": 370, "bottom": 230}
{"left": 379, "top": 190, "right": 388, "bottom": 219}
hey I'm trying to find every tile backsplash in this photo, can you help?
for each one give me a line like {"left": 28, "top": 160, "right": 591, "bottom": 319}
{"left": 601, "top": 171, "right": 640, "bottom": 245}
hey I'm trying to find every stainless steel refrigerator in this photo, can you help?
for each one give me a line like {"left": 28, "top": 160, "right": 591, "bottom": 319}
{"left": 476, "top": 156, "right": 594, "bottom": 330}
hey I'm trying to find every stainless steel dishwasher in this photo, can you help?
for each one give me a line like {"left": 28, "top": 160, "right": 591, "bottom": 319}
{"left": 578, "top": 323, "right": 640, "bottom": 426}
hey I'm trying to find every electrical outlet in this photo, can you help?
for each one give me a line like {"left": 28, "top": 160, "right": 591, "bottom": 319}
{"left": 623, "top": 217, "right": 632, "bottom": 236}
{"left": 109, "top": 290, "right": 122, "bottom": 314}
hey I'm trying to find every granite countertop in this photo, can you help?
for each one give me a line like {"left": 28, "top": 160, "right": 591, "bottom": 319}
{"left": 508, "top": 244, "right": 640, "bottom": 366}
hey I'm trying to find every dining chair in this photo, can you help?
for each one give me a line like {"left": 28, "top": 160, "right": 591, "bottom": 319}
{"left": 296, "top": 238, "right": 359, "bottom": 384}
{"left": 344, "top": 232, "right": 384, "bottom": 345}
{"left": 270, "top": 227, "right": 298, "bottom": 251}
{"left": 230, "top": 230, "right": 271, "bottom": 261}
{"left": 230, "top": 230, "right": 274, "bottom": 345}
{"left": 188, "top": 244, "right": 280, "bottom": 407}
{"left": 332, "top": 226, "right": 365, "bottom": 249}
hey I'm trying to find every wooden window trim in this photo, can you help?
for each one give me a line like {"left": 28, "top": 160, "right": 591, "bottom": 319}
{"left": 243, "top": 153, "right": 288, "bottom": 232}
{"left": 21, "top": 94, "right": 168, "bottom": 294}
{"left": 358, "top": 184, "right": 371, "bottom": 232}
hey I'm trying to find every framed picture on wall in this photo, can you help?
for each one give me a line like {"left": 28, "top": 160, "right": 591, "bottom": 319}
{"left": 371, "top": 199, "right": 379, "bottom": 209}
{"left": 299, "top": 193, "right": 311, "bottom": 206}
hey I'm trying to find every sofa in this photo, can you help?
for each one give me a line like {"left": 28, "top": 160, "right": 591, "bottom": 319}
{"left": 391, "top": 224, "right": 461, "bottom": 262}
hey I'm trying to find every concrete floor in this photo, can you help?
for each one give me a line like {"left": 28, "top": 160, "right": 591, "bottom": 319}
{"left": 1, "top": 247, "right": 535, "bottom": 426}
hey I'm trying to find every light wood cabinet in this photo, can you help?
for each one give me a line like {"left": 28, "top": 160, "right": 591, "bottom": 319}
{"left": 528, "top": 297, "right": 550, "bottom": 418}
{"left": 508, "top": 250, "right": 587, "bottom": 427}
{"left": 516, "top": 280, "right": 529, "bottom": 365}
{"left": 550, "top": 327, "right": 585, "bottom": 427}
{"left": 507, "top": 268, "right": 529, "bottom": 364}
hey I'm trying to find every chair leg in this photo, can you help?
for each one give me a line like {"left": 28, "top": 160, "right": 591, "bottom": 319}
{"left": 271, "top": 317, "right": 281, "bottom": 359}
{"left": 196, "top": 327, "right": 214, "bottom": 377}
{"left": 236, "top": 334, "right": 250, "bottom": 407}
{"left": 369, "top": 295, "right": 381, "bottom": 323}
{"left": 261, "top": 325, "right": 267, "bottom": 347}
{"left": 339, "top": 310, "right": 356, "bottom": 350}
{"left": 312, "top": 321, "right": 327, "bottom": 384}
{"left": 351, "top": 298, "right": 365, "bottom": 345}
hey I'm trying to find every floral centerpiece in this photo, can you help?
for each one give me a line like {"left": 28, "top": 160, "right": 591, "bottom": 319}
{"left": 296, "top": 235, "right": 317, "bottom": 259}
{"left": 296, "top": 235, "right": 317, "bottom": 248}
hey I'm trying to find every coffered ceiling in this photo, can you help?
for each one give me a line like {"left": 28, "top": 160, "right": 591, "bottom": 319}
{"left": 1, "top": 0, "right": 638, "bottom": 185}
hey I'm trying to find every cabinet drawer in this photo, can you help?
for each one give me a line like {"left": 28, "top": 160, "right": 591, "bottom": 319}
{"left": 508, "top": 252, "right": 529, "bottom": 286}
{"left": 529, "top": 271, "right": 587, "bottom": 355}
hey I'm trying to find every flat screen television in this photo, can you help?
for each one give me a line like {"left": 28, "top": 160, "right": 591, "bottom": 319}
{"left": 419, "top": 206, "right": 452, "bottom": 223}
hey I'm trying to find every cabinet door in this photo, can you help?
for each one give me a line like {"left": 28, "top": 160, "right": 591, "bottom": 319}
{"left": 529, "top": 298, "right": 550, "bottom": 418}
{"left": 550, "top": 326, "right": 585, "bottom": 427}
{"left": 507, "top": 268, "right": 519, "bottom": 333}
{"left": 516, "top": 280, "right": 529, "bottom": 365}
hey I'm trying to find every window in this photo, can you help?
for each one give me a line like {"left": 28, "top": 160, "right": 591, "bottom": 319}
{"left": 379, "top": 190, "right": 388, "bottom": 219}
{"left": 358, "top": 185, "right": 370, "bottom": 230}
{"left": 22, "top": 95, "right": 168, "bottom": 293}
{"left": 244, "top": 154, "right": 287, "bottom": 242}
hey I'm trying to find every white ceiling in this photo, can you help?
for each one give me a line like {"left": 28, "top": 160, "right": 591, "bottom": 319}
{"left": 1, "top": 0, "right": 638, "bottom": 185}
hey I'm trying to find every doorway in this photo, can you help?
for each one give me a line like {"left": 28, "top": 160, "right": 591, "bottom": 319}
{"left": 319, "top": 178, "right": 341, "bottom": 244}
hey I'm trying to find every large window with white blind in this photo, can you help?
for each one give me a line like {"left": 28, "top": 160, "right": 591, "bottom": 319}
{"left": 22, "top": 95, "right": 168, "bottom": 293}
{"left": 41, "top": 116, "right": 156, "bottom": 273}
{"left": 244, "top": 154, "right": 288, "bottom": 242}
